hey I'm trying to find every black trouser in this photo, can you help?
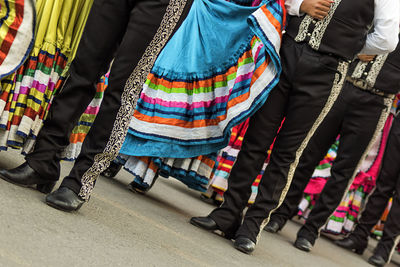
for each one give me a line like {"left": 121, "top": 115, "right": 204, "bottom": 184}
{"left": 350, "top": 114, "right": 400, "bottom": 262}
{"left": 268, "top": 82, "right": 390, "bottom": 244}
{"left": 209, "top": 35, "right": 348, "bottom": 242}
{"left": 26, "top": 0, "right": 191, "bottom": 197}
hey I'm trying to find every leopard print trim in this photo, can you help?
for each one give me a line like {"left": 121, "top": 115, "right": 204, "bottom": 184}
{"left": 295, "top": 0, "right": 342, "bottom": 51}
{"left": 294, "top": 16, "right": 312, "bottom": 42}
{"left": 351, "top": 54, "right": 389, "bottom": 88}
{"left": 256, "top": 61, "right": 349, "bottom": 243}
{"left": 78, "top": 0, "right": 188, "bottom": 200}
{"left": 351, "top": 60, "right": 369, "bottom": 79}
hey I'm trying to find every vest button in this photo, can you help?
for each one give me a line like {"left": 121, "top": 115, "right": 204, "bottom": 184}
{"left": 307, "top": 33, "right": 311, "bottom": 37}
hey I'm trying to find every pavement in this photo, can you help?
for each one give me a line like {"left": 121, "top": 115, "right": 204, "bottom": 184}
{"left": 0, "top": 149, "right": 399, "bottom": 267}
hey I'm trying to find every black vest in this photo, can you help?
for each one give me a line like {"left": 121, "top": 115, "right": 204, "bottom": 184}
{"left": 350, "top": 36, "right": 400, "bottom": 95}
{"left": 286, "top": 0, "right": 374, "bottom": 60}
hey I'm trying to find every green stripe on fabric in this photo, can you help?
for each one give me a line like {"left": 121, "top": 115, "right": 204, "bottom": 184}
{"left": 145, "top": 61, "right": 254, "bottom": 95}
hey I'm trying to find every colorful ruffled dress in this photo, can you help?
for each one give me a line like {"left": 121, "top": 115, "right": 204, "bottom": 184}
{"left": 48, "top": 0, "right": 285, "bottom": 193}
{"left": 106, "top": 0, "right": 285, "bottom": 191}
{"left": 0, "top": 0, "right": 35, "bottom": 79}
{"left": 119, "top": 0, "right": 285, "bottom": 159}
{"left": 0, "top": 0, "right": 93, "bottom": 152}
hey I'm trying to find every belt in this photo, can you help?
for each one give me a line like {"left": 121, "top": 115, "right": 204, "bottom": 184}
{"left": 345, "top": 77, "right": 395, "bottom": 99}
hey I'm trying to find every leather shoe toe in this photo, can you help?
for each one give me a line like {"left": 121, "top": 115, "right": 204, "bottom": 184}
{"left": 334, "top": 237, "right": 366, "bottom": 255}
{"left": 294, "top": 237, "right": 313, "bottom": 252}
{"left": 368, "top": 255, "right": 387, "bottom": 267}
{"left": 0, "top": 162, "right": 56, "bottom": 193}
{"left": 190, "top": 216, "right": 218, "bottom": 231}
{"left": 46, "top": 187, "right": 84, "bottom": 212}
{"left": 234, "top": 237, "right": 256, "bottom": 254}
{"left": 264, "top": 220, "right": 280, "bottom": 233}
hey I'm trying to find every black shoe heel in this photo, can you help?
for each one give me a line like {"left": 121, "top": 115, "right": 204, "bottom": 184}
{"left": 101, "top": 161, "right": 122, "bottom": 178}
{"left": 355, "top": 248, "right": 365, "bottom": 255}
{"left": 36, "top": 182, "right": 56, "bottom": 194}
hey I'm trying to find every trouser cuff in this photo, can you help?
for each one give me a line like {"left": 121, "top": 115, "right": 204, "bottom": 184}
{"left": 270, "top": 214, "right": 288, "bottom": 229}
{"left": 60, "top": 177, "right": 82, "bottom": 195}
{"left": 297, "top": 227, "right": 317, "bottom": 245}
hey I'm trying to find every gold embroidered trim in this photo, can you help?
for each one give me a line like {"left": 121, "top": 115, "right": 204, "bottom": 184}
{"left": 78, "top": 0, "right": 188, "bottom": 200}
{"left": 318, "top": 97, "right": 393, "bottom": 236}
{"left": 256, "top": 61, "right": 349, "bottom": 243}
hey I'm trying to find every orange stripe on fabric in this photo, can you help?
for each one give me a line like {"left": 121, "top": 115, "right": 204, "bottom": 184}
{"left": 69, "top": 133, "right": 87, "bottom": 143}
{"left": 146, "top": 49, "right": 252, "bottom": 89}
{"left": 134, "top": 88, "right": 252, "bottom": 128}
{"left": 250, "top": 57, "right": 270, "bottom": 87}
{"left": 133, "top": 58, "right": 271, "bottom": 128}
{"left": 261, "top": 6, "right": 282, "bottom": 38}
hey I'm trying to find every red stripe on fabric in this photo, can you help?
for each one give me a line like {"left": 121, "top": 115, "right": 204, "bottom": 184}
{"left": 0, "top": 0, "right": 25, "bottom": 65}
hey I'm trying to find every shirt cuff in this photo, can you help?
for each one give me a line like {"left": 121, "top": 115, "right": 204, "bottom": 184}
{"left": 287, "top": 0, "right": 304, "bottom": 16}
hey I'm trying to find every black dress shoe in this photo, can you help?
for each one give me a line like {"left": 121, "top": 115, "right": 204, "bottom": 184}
{"left": 334, "top": 237, "right": 366, "bottom": 255}
{"left": 0, "top": 162, "right": 56, "bottom": 193}
{"left": 190, "top": 216, "right": 236, "bottom": 239}
{"left": 294, "top": 237, "right": 313, "bottom": 252}
{"left": 234, "top": 237, "right": 256, "bottom": 254}
{"left": 190, "top": 216, "right": 218, "bottom": 231}
{"left": 264, "top": 220, "right": 281, "bottom": 233}
{"left": 45, "top": 187, "right": 84, "bottom": 212}
{"left": 368, "top": 254, "right": 387, "bottom": 267}
{"left": 101, "top": 161, "right": 122, "bottom": 178}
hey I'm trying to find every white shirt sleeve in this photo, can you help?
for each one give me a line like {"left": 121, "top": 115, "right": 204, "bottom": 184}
{"left": 359, "top": 0, "right": 400, "bottom": 55}
{"left": 285, "top": 0, "right": 304, "bottom": 16}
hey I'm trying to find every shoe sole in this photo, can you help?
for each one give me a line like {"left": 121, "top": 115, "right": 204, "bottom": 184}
{"left": 334, "top": 242, "right": 365, "bottom": 255}
{"left": 367, "top": 259, "right": 384, "bottom": 267}
{"left": 234, "top": 244, "right": 253, "bottom": 255}
{"left": 264, "top": 227, "right": 279, "bottom": 233}
{"left": 45, "top": 200, "right": 83, "bottom": 213}
{"left": 294, "top": 242, "right": 311, "bottom": 252}
{"left": 0, "top": 173, "right": 31, "bottom": 187}
{"left": 128, "top": 184, "right": 147, "bottom": 195}
{"left": 190, "top": 219, "right": 234, "bottom": 240}
{"left": 0, "top": 173, "right": 54, "bottom": 194}
{"left": 189, "top": 218, "right": 214, "bottom": 231}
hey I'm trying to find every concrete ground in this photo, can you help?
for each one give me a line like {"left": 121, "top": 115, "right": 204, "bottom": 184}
{"left": 0, "top": 149, "right": 399, "bottom": 267}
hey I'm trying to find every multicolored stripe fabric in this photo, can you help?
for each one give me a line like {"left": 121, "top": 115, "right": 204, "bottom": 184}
{"left": 120, "top": 0, "right": 286, "bottom": 158}
{"left": 0, "top": 0, "right": 93, "bottom": 153}
{"left": 298, "top": 108, "right": 396, "bottom": 235}
{"left": 59, "top": 73, "right": 216, "bottom": 192}
{"left": 117, "top": 154, "right": 217, "bottom": 192}
{"left": 62, "top": 74, "right": 107, "bottom": 160}
{"left": 372, "top": 198, "right": 392, "bottom": 237}
{"left": 0, "top": 0, "right": 35, "bottom": 79}
{"left": 203, "top": 119, "right": 269, "bottom": 204}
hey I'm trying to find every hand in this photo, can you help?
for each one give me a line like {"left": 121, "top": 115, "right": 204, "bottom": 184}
{"left": 357, "top": 54, "right": 376, "bottom": 62}
{"left": 300, "top": 0, "right": 334, "bottom": 20}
